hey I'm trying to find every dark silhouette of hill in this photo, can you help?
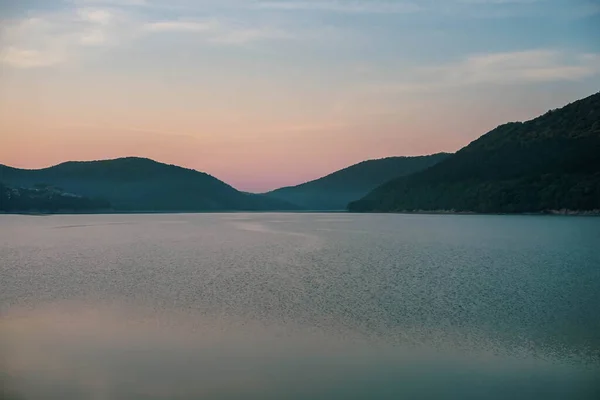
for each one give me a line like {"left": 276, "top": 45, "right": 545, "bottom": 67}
{"left": 264, "top": 154, "right": 450, "bottom": 210}
{"left": 349, "top": 91, "right": 600, "bottom": 213}
{"left": 0, "top": 157, "right": 298, "bottom": 212}
{"left": 0, "top": 183, "right": 111, "bottom": 213}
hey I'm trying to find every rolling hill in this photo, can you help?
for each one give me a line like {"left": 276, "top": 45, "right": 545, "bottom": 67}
{"left": 0, "top": 183, "right": 112, "bottom": 213}
{"left": 0, "top": 157, "right": 298, "bottom": 212}
{"left": 264, "top": 154, "right": 450, "bottom": 210}
{"left": 349, "top": 91, "right": 600, "bottom": 213}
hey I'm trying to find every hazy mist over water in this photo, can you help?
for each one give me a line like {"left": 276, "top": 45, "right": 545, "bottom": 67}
{"left": 1, "top": 213, "right": 599, "bottom": 399}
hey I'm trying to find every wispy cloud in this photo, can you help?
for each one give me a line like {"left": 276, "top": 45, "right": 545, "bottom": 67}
{"left": 255, "top": 0, "right": 556, "bottom": 15}
{"left": 257, "top": 0, "right": 421, "bottom": 13}
{"left": 363, "top": 50, "right": 600, "bottom": 95}
{"left": 433, "top": 50, "right": 600, "bottom": 84}
{"left": 458, "top": 0, "right": 542, "bottom": 4}
{"left": 2, "top": 0, "right": 597, "bottom": 70}
{"left": 144, "top": 20, "right": 218, "bottom": 33}
{"left": 255, "top": 0, "right": 599, "bottom": 21}
{"left": 209, "top": 26, "right": 290, "bottom": 44}
{"left": 143, "top": 19, "right": 289, "bottom": 44}
{"left": 71, "top": 0, "right": 149, "bottom": 6}
{"left": 453, "top": 0, "right": 600, "bottom": 19}
{"left": 0, "top": 3, "right": 292, "bottom": 68}
{"left": 77, "top": 8, "right": 116, "bottom": 24}
{"left": 0, "top": 9, "right": 130, "bottom": 68}
{"left": 0, "top": 46, "right": 63, "bottom": 68}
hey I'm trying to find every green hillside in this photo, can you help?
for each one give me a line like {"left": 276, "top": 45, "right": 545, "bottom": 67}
{"left": 0, "top": 157, "right": 297, "bottom": 212}
{"left": 349, "top": 92, "right": 600, "bottom": 213}
{"left": 265, "top": 154, "right": 450, "bottom": 210}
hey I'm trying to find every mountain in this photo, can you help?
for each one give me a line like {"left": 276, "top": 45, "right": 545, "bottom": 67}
{"left": 264, "top": 154, "right": 450, "bottom": 210}
{"left": 0, "top": 183, "right": 111, "bottom": 213}
{"left": 0, "top": 157, "right": 298, "bottom": 212}
{"left": 349, "top": 91, "right": 600, "bottom": 213}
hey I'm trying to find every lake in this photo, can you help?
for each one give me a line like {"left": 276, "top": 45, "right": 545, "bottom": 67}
{"left": 1, "top": 213, "right": 599, "bottom": 399}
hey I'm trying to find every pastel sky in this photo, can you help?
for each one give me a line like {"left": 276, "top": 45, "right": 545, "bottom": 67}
{"left": 1, "top": 0, "right": 599, "bottom": 192}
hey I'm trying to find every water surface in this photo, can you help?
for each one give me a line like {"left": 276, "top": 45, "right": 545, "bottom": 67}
{"left": 1, "top": 213, "right": 599, "bottom": 399}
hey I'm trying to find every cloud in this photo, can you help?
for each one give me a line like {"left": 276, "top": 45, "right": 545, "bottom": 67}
{"left": 0, "top": 3, "right": 292, "bottom": 68}
{"left": 0, "top": 6, "right": 136, "bottom": 68}
{"left": 144, "top": 20, "right": 217, "bottom": 33}
{"left": 365, "top": 50, "right": 600, "bottom": 95}
{"left": 255, "top": 0, "right": 555, "bottom": 15}
{"left": 256, "top": 0, "right": 421, "bottom": 13}
{"left": 2, "top": 0, "right": 596, "bottom": 70}
{"left": 79, "top": 29, "right": 110, "bottom": 45}
{"left": 0, "top": 46, "right": 63, "bottom": 68}
{"left": 436, "top": 50, "right": 600, "bottom": 84}
{"left": 77, "top": 9, "right": 115, "bottom": 24}
{"left": 257, "top": 0, "right": 598, "bottom": 20}
{"left": 458, "top": 0, "right": 542, "bottom": 3}
{"left": 143, "top": 18, "right": 290, "bottom": 45}
{"left": 209, "top": 26, "right": 290, "bottom": 44}
{"left": 71, "top": 0, "right": 149, "bottom": 5}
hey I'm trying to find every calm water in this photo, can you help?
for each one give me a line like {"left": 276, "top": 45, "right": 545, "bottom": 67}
{"left": 1, "top": 213, "right": 599, "bottom": 399}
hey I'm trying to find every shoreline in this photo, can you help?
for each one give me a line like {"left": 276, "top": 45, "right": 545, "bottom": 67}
{"left": 379, "top": 209, "right": 600, "bottom": 217}
{"left": 1, "top": 209, "right": 599, "bottom": 216}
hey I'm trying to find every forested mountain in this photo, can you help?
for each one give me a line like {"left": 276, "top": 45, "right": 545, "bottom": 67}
{"left": 265, "top": 154, "right": 450, "bottom": 210}
{"left": 0, "top": 183, "right": 111, "bottom": 213}
{"left": 349, "top": 91, "right": 600, "bottom": 213}
{"left": 0, "top": 157, "right": 297, "bottom": 212}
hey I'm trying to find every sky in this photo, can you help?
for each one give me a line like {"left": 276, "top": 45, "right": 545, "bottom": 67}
{"left": 1, "top": 0, "right": 599, "bottom": 192}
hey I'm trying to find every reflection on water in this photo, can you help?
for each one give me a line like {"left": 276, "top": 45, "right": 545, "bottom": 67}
{"left": 2, "top": 303, "right": 598, "bottom": 400}
{"left": 1, "top": 213, "right": 599, "bottom": 399}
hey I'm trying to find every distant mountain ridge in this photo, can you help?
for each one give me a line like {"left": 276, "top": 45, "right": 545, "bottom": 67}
{"left": 0, "top": 157, "right": 298, "bottom": 212}
{"left": 3, "top": 92, "right": 598, "bottom": 215}
{"left": 264, "top": 154, "right": 450, "bottom": 210}
{"left": 0, "top": 183, "right": 111, "bottom": 213}
{"left": 349, "top": 91, "right": 600, "bottom": 213}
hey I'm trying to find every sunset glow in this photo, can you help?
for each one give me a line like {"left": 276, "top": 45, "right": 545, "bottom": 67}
{"left": 1, "top": 0, "right": 599, "bottom": 192}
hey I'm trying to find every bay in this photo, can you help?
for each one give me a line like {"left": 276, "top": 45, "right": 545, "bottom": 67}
{"left": 1, "top": 213, "right": 599, "bottom": 399}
